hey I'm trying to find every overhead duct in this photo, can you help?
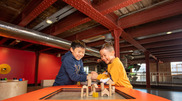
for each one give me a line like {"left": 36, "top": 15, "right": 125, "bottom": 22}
{"left": 0, "top": 21, "right": 100, "bottom": 57}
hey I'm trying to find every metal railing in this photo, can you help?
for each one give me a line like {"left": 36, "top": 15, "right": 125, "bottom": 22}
{"left": 127, "top": 72, "right": 182, "bottom": 86}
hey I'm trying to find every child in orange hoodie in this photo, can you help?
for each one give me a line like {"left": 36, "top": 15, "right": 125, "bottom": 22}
{"left": 92, "top": 43, "right": 132, "bottom": 88}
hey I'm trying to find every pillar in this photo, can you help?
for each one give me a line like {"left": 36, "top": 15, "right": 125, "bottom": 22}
{"left": 145, "top": 51, "right": 151, "bottom": 88}
{"left": 112, "top": 29, "right": 122, "bottom": 58}
{"left": 156, "top": 60, "right": 159, "bottom": 84}
{"left": 35, "top": 51, "right": 40, "bottom": 86}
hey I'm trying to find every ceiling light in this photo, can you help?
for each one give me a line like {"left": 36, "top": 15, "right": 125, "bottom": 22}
{"left": 132, "top": 50, "right": 141, "bottom": 55}
{"left": 166, "top": 31, "right": 172, "bottom": 34}
{"left": 15, "top": 39, "right": 21, "bottom": 43}
{"left": 57, "top": 53, "right": 61, "bottom": 57}
{"left": 46, "top": 19, "right": 53, "bottom": 24}
{"left": 105, "top": 33, "right": 113, "bottom": 42}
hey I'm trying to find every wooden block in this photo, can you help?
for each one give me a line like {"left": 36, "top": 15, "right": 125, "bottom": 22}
{"left": 109, "top": 84, "right": 112, "bottom": 96}
{"left": 93, "top": 83, "right": 98, "bottom": 88}
{"left": 106, "top": 79, "right": 115, "bottom": 85}
{"left": 81, "top": 85, "right": 88, "bottom": 97}
{"left": 101, "top": 88, "right": 109, "bottom": 97}
{"left": 106, "top": 79, "right": 115, "bottom": 96}
{"left": 41, "top": 79, "right": 55, "bottom": 87}
{"left": 87, "top": 79, "right": 91, "bottom": 86}
{"left": 89, "top": 91, "right": 93, "bottom": 96}
{"left": 101, "top": 83, "right": 104, "bottom": 91}
{"left": 87, "top": 74, "right": 92, "bottom": 86}
{"left": 92, "top": 92, "right": 99, "bottom": 97}
{"left": 81, "top": 88, "right": 84, "bottom": 97}
{"left": 112, "top": 86, "right": 115, "bottom": 94}
{"left": 92, "top": 83, "right": 98, "bottom": 93}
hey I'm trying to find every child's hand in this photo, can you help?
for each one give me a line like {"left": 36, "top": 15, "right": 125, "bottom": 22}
{"left": 91, "top": 72, "right": 98, "bottom": 80}
{"left": 91, "top": 71, "right": 97, "bottom": 74}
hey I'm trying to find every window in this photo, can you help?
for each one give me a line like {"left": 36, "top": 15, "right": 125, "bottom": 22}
{"left": 131, "top": 63, "right": 146, "bottom": 82}
{"left": 84, "top": 66, "right": 89, "bottom": 74}
{"left": 132, "top": 63, "right": 146, "bottom": 72}
{"left": 171, "top": 62, "right": 182, "bottom": 75}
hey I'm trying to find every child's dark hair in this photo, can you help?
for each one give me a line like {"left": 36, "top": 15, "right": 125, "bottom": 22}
{"left": 71, "top": 40, "right": 86, "bottom": 50}
{"left": 100, "top": 42, "right": 114, "bottom": 52}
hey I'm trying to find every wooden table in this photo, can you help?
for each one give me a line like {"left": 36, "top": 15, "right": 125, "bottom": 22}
{"left": 3, "top": 85, "right": 170, "bottom": 101}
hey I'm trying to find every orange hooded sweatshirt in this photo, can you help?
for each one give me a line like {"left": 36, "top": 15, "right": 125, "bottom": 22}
{"left": 97, "top": 57, "right": 133, "bottom": 89}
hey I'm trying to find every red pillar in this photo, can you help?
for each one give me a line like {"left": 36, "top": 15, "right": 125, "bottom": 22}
{"left": 145, "top": 51, "right": 151, "bottom": 88}
{"left": 112, "top": 29, "right": 122, "bottom": 58}
{"left": 156, "top": 60, "right": 159, "bottom": 84}
{"left": 35, "top": 51, "right": 40, "bottom": 86}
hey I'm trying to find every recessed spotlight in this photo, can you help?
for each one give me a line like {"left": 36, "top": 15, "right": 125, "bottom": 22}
{"left": 46, "top": 19, "right": 53, "bottom": 24}
{"left": 166, "top": 31, "right": 172, "bottom": 34}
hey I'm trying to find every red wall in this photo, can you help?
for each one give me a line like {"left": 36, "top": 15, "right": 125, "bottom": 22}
{"left": 38, "top": 53, "right": 61, "bottom": 83}
{"left": 0, "top": 47, "right": 62, "bottom": 84}
{"left": 0, "top": 47, "right": 36, "bottom": 84}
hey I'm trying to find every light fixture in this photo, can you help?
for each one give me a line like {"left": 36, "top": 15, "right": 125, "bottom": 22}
{"left": 46, "top": 19, "right": 53, "bottom": 24}
{"left": 132, "top": 50, "right": 141, "bottom": 55}
{"left": 57, "top": 53, "right": 61, "bottom": 57}
{"left": 166, "top": 31, "right": 172, "bottom": 34}
{"left": 15, "top": 39, "right": 21, "bottom": 43}
{"left": 104, "top": 33, "right": 113, "bottom": 43}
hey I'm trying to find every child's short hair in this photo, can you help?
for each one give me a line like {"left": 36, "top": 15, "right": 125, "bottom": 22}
{"left": 71, "top": 40, "right": 86, "bottom": 50}
{"left": 100, "top": 42, "right": 114, "bottom": 52}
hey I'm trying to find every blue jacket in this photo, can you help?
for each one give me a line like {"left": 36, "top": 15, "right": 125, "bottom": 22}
{"left": 53, "top": 51, "right": 87, "bottom": 86}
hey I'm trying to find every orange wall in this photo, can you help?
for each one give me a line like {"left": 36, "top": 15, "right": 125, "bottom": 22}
{"left": 0, "top": 47, "right": 62, "bottom": 84}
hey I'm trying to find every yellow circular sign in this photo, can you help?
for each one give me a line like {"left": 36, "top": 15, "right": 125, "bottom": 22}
{"left": 0, "top": 64, "right": 11, "bottom": 74}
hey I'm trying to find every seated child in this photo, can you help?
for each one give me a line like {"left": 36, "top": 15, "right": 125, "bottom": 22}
{"left": 92, "top": 43, "right": 133, "bottom": 88}
{"left": 53, "top": 40, "right": 93, "bottom": 86}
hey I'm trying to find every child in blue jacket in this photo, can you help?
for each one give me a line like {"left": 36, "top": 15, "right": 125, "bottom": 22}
{"left": 53, "top": 40, "right": 88, "bottom": 86}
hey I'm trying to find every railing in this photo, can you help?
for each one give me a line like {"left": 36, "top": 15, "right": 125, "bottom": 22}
{"left": 127, "top": 72, "right": 182, "bottom": 86}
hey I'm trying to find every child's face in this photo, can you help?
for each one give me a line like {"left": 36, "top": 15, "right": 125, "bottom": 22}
{"left": 100, "top": 49, "right": 115, "bottom": 64}
{"left": 71, "top": 47, "right": 85, "bottom": 60}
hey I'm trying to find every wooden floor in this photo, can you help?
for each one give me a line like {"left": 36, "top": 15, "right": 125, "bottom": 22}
{"left": 27, "top": 86, "right": 42, "bottom": 93}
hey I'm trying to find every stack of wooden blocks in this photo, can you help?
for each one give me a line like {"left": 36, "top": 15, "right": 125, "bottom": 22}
{"left": 81, "top": 74, "right": 115, "bottom": 98}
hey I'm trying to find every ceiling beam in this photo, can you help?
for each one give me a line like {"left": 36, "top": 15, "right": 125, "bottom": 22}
{"left": 86, "top": 39, "right": 105, "bottom": 47}
{"left": 158, "top": 54, "right": 182, "bottom": 59}
{"left": 119, "top": 0, "right": 182, "bottom": 29}
{"left": 43, "top": 0, "right": 139, "bottom": 35}
{"left": 120, "top": 32, "right": 182, "bottom": 47}
{"left": 39, "top": 47, "right": 53, "bottom": 52}
{"left": 12, "top": 0, "right": 42, "bottom": 24}
{"left": 63, "top": 0, "right": 120, "bottom": 30}
{"left": 120, "top": 46, "right": 137, "bottom": 51}
{"left": 138, "top": 32, "right": 182, "bottom": 45}
{"left": 160, "top": 57, "right": 182, "bottom": 62}
{"left": 10, "top": 0, "right": 57, "bottom": 47}
{"left": 65, "top": 25, "right": 109, "bottom": 40}
{"left": 143, "top": 39, "right": 182, "bottom": 49}
{"left": 152, "top": 49, "right": 182, "bottom": 55}
{"left": 0, "top": 38, "right": 8, "bottom": 45}
{"left": 9, "top": 40, "right": 18, "bottom": 46}
{"left": 121, "top": 31, "right": 146, "bottom": 51}
{"left": 149, "top": 45, "right": 182, "bottom": 53}
{"left": 92, "top": 0, "right": 140, "bottom": 15}
{"left": 16, "top": 0, "right": 57, "bottom": 27}
{"left": 41, "top": 11, "right": 91, "bottom": 35}
{"left": 63, "top": 0, "right": 158, "bottom": 61}
{"left": 21, "top": 43, "right": 33, "bottom": 49}
{"left": 126, "top": 14, "right": 182, "bottom": 38}
{"left": 155, "top": 53, "right": 182, "bottom": 57}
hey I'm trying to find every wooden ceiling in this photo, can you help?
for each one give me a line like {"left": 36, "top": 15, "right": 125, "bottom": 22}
{"left": 0, "top": 0, "right": 182, "bottom": 64}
